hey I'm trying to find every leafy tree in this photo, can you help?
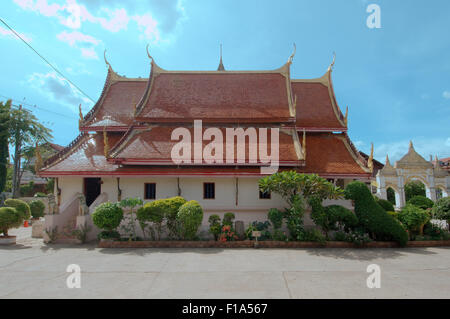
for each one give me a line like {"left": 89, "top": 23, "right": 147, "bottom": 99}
{"left": 404, "top": 180, "right": 426, "bottom": 202}
{"left": 259, "top": 171, "right": 344, "bottom": 205}
{"left": 119, "top": 197, "right": 143, "bottom": 240}
{"left": 407, "top": 195, "right": 434, "bottom": 210}
{"left": 0, "top": 100, "right": 10, "bottom": 193}
{"left": 398, "top": 204, "right": 430, "bottom": 237}
{"left": 431, "top": 197, "right": 450, "bottom": 229}
{"left": 177, "top": 200, "right": 203, "bottom": 240}
{"left": 7, "top": 104, "right": 52, "bottom": 197}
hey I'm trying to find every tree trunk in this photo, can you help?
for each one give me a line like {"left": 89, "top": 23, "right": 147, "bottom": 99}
{"left": 11, "top": 106, "right": 22, "bottom": 198}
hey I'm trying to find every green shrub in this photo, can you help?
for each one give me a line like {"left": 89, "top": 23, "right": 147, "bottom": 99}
{"left": 29, "top": 200, "right": 45, "bottom": 219}
{"left": 4, "top": 198, "right": 31, "bottom": 221}
{"left": 310, "top": 197, "right": 357, "bottom": 238}
{"left": 285, "top": 196, "right": 306, "bottom": 240}
{"left": 405, "top": 180, "right": 426, "bottom": 202}
{"left": 423, "top": 222, "right": 449, "bottom": 240}
{"left": 0, "top": 207, "right": 21, "bottom": 236}
{"left": 92, "top": 202, "right": 123, "bottom": 232}
{"left": 407, "top": 195, "right": 434, "bottom": 210}
{"left": 268, "top": 208, "right": 283, "bottom": 229}
{"left": 376, "top": 198, "right": 395, "bottom": 212}
{"left": 97, "top": 230, "right": 121, "bottom": 240}
{"left": 298, "top": 228, "right": 326, "bottom": 244}
{"left": 137, "top": 200, "right": 165, "bottom": 240}
{"left": 208, "top": 214, "right": 221, "bottom": 241}
{"left": 222, "top": 212, "right": 235, "bottom": 227}
{"left": 245, "top": 221, "right": 271, "bottom": 240}
{"left": 398, "top": 204, "right": 431, "bottom": 236}
{"left": 177, "top": 200, "right": 203, "bottom": 240}
{"left": 431, "top": 197, "right": 450, "bottom": 222}
{"left": 387, "top": 211, "right": 399, "bottom": 219}
{"left": 344, "top": 181, "right": 408, "bottom": 246}
{"left": 161, "top": 196, "right": 187, "bottom": 239}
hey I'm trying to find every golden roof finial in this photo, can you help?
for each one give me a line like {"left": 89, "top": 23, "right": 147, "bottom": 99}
{"left": 217, "top": 43, "right": 225, "bottom": 71}
{"left": 328, "top": 51, "right": 336, "bottom": 71}
{"left": 344, "top": 106, "right": 348, "bottom": 126}
{"left": 146, "top": 44, "right": 153, "bottom": 63}
{"left": 103, "top": 126, "right": 109, "bottom": 158}
{"left": 78, "top": 104, "right": 83, "bottom": 127}
{"left": 35, "top": 142, "right": 43, "bottom": 173}
{"left": 368, "top": 142, "right": 374, "bottom": 172}
{"left": 104, "top": 49, "right": 111, "bottom": 69}
{"left": 287, "top": 43, "right": 296, "bottom": 64}
{"left": 302, "top": 129, "right": 306, "bottom": 159}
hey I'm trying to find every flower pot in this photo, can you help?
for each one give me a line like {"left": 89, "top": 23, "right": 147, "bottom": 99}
{"left": 32, "top": 220, "right": 44, "bottom": 238}
{"left": 0, "top": 236, "right": 16, "bottom": 245}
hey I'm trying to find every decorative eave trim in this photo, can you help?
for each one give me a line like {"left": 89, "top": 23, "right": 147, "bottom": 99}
{"left": 294, "top": 127, "right": 348, "bottom": 132}
{"left": 134, "top": 117, "right": 296, "bottom": 124}
{"left": 40, "top": 133, "right": 90, "bottom": 172}
{"left": 108, "top": 158, "right": 304, "bottom": 166}
{"left": 337, "top": 133, "right": 372, "bottom": 174}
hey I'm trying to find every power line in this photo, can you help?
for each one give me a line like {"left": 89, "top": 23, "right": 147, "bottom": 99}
{"left": 0, "top": 17, "right": 95, "bottom": 103}
{"left": 0, "top": 93, "right": 78, "bottom": 120}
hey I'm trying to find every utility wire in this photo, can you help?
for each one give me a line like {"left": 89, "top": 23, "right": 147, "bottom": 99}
{"left": 0, "top": 17, "right": 95, "bottom": 103}
{"left": 0, "top": 93, "right": 78, "bottom": 120}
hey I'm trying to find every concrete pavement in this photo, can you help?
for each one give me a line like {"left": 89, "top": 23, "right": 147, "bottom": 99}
{"left": 1, "top": 227, "right": 450, "bottom": 298}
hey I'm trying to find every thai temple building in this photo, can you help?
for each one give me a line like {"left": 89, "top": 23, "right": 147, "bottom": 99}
{"left": 38, "top": 47, "right": 374, "bottom": 236}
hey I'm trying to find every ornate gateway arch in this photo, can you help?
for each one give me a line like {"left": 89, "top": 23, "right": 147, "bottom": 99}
{"left": 376, "top": 141, "right": 449, "bottom": 209}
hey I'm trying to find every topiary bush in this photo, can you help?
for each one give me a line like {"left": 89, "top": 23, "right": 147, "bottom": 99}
{"left": 208, "top": 214, "right": 221, "bottom": 241}
{"left": 375, "top": 197, "right": 395, "bottom": 212}
{"left": 29, "top": 200, "right": 45, "bottom": 219}
{"left": 137, "top": 200, "right": 165, "bottom": 240}
{"left": 344, "top": 181, "right": 408, "bottom": 246}
{"left": 5, "top": 199, "right": 31, "bottom": 221}
{"left": 222, "top": 212, "right": 235, "bottom": 227}
{"left": 431, "top": 197, "right": 450, "bottom": 225}
{"left": 0, "top": 207, "right": 21, "bottom": 236}
{"left": 398, "top": 204, "right": 431, "bottom": 237}
{"left": 92, "top": 202, "right": 123, "bottom": 233}
{"left": 407, "top": 195, "right": 434, "bottom": 210}
{"left": 161, "top": 196, "right": 187, "bottom": 239}
{"left": 309, "top": 197, "right": 358, "bottom": 238}
{"left": 177, "top": 200, "right": 204, "bottom": 240}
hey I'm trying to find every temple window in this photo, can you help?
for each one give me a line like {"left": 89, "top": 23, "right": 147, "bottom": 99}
{"left": 259, "top": 190, "right": 271, "bottom": 199}
{"left": 203, "top": 183, "right": 215, "bottom": 199}
{"left": 144, "top": 183, "right": 156, "bottom": 200}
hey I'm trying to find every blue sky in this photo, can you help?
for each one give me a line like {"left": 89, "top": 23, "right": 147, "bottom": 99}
{"left": 0, "top": 0, "right": 449, "bottom": 162}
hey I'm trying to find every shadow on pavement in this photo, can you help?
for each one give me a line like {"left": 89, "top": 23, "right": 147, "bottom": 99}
{"left": 305, "top": 247, "right": 439, "bottom": 260}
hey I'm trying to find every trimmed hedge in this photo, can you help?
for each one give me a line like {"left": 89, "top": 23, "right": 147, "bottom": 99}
{"left": 407, "top": 195, "right": 434, "bottom": 210}
{"left": 376, "top": 197, "right": 395, "bottom": 212}
{"left": 29, "top": 200, "right": 45, "bottom": 219}
{"left": 345, "top": 181, "right": 408, "bottom": 246}
{"left": 92, "top": 202, "right": 124, "bottom": 232}
{"left": 0, "top": 207, "right": 21, "bottom": 236}
{"left": 177, "top": 200, "right": 203, "bottom": 240}
{"left": 160, "top": 196, "right": 187, "bottom": 238}
{"left": 4, "top": 199, "right": 31, "bottom": 221}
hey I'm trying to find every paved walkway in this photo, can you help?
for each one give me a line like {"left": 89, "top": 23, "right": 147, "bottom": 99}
{"left": 1, "top": 227, "right": 450, "bottom": 298}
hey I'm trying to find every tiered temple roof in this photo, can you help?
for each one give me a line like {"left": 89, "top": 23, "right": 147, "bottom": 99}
{"left": 40, "top": 50, "right": 371, "bottom": 179}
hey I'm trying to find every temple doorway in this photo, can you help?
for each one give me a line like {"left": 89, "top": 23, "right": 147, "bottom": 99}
{"left": 84, "top": 178, "right": 101, "bottom": 207}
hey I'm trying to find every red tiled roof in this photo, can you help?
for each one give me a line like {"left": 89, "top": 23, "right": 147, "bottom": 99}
{"left": 291, "top": 75, "right": 346, "bottom": 131}
{"left": 297, "top": 132, "right": 370, "bottom": 177}
{"left": 109, "top": 126, "right": 302, "bottom": 165}
{"left": 136, "top": 70, "right": 294, "bottom": 123}
{"left": 40, "top": 133, "right": 124, "bottom": 174}
{"left": 81, "top": 67, "right": 147, "bottom": 131}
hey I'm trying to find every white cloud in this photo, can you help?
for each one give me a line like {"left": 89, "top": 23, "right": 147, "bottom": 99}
{"left": 56, "top": 30, "right": 100, "bottom": 47}
{"left": 28, "top": 71, "right": 92, "bottom": 112}
{"left": 0, "top": 25, "right": 32, "bottom": 42}
{"left": 13, "top": 0, "right": 186, "bottom": 44}
{"left": 443, "top": 91, "right": 450, "bottom": 99}
{"left": 80, "top": 47, "right": 98, "bottom": 59}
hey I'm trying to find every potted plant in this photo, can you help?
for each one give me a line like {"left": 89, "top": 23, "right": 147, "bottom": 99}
{"left": 0, "top": 207, "right": 22, "bottom": 245}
